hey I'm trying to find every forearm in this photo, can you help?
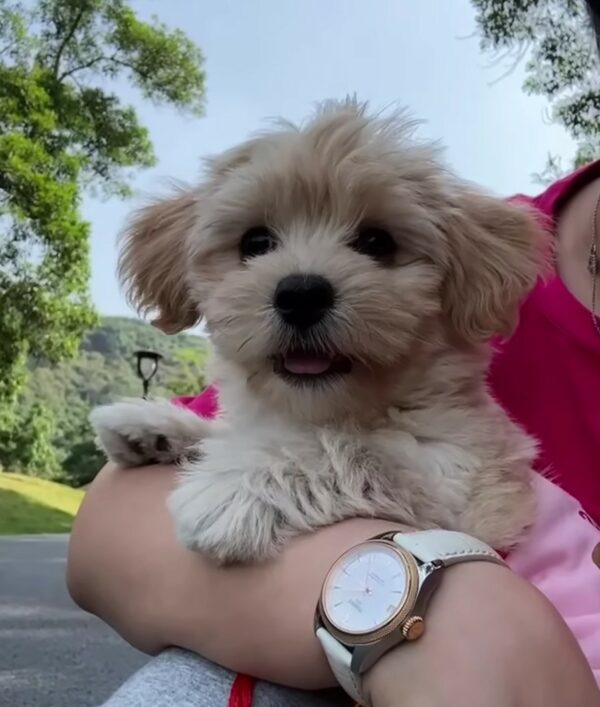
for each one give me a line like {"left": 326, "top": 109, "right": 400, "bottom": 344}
{"left": 67, "top": 462, "right": 400, "bottom": 687}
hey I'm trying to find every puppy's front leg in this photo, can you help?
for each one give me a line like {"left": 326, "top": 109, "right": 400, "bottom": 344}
{"left": 91, "top": 399, "right": 214, "bottom": 468}
{"left": 169, "top": 472, "right": 293, "bottom": 565}
{"left": 168, "top": 443, "right": 316, "bottom": 565}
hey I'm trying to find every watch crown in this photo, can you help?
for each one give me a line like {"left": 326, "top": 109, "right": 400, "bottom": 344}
{"left": 402, "top": 616, "right": 425, "bottom": 641}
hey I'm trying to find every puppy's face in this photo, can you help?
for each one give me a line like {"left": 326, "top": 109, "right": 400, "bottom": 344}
{"left": 120, "top": 101, "right": 544, "bottom": 420}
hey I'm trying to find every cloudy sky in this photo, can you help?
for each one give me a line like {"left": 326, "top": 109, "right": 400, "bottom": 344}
{"left": 88, "top": 0, "right": 575, "bottom": 317}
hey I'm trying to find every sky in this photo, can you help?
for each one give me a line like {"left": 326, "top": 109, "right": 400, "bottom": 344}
{"left": 88, "top": 0, "right": 575, "bottom": 317}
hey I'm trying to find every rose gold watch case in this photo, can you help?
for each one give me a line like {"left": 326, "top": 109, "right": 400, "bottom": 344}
{"left": 317, "top": 539, "right": 420, "bottom": 645}
{"left": 315, "top": 536, "right": 445, "bottom": 675}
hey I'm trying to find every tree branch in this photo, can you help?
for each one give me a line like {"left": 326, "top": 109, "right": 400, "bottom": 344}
{"left": 487, "top": 43, "right": 529, "bottom": 86}
{"left": 108, "top": 57, "right": 142, "bottom": 74}
{"left": 0, "top": 39, "right": 19, "bottom": 57}
{"left": 58, "top": 53, "right": 150, "bottom": 84}
{"left": 58, "top": 54, "right": 108, "bottom": 83}
{"left": 52, "top": 7, "right": 87, "bottom": 78}
{"left": 104, "top": 56, "right": 153, "bottom": 84}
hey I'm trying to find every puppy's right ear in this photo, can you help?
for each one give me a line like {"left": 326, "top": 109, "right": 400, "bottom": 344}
{"left": 119, "top": 187, "right": 201, "bottom": 334}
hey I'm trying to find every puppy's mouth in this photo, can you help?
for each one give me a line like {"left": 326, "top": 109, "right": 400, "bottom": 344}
{"left": 273, "top": 350, "right": 352, "bottom": 384}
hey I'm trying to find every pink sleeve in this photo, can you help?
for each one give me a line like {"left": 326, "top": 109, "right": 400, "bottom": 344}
{"left": 507, "top": 474, "right": 600, "bottom": 685}
{"left": 172, "top": 385, "right": 219, "bottom": 420}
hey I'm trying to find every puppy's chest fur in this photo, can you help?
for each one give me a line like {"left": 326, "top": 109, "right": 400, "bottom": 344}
{"left": 175, "top": 395, "right": 536, "bottom": 561}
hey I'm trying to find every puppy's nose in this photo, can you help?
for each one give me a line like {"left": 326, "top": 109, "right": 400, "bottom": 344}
{"left": 274, "top": 273, "right": 335, "bottom": 329}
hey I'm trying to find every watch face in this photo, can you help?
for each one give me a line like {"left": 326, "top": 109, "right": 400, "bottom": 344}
{"left": 321, "top": 541, "right": 416, "bottom": 636}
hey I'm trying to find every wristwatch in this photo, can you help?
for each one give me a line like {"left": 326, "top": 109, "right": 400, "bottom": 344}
{"left": 315, "top": 529, "right": 504, "bottom": 705}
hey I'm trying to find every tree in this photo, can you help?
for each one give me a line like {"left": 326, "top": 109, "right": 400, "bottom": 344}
{"left": 163, "top": 347, "right": 208, "bottom": 397}
{"left": 0, "top": 402, "right": 62, "bottom": 477}
{"left": 60, "top": 419, "right": 106, "bottom": 487}
{"left": 0, "top": 0, "right": 205, "bottom": 411}
{"left": 472, "top": 0, "right": 600, "bottom": 177}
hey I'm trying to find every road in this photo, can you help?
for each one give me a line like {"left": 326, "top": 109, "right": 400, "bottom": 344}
{"left": 0, "top": 535, "right": 147, "bottom": 707}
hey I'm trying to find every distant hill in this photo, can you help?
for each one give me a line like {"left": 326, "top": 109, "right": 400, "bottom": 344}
{"left": 1, "top": 317, "right": 209, "bottom": 487}
{"left": 82, "top": 316, "right": 205, "bottom": 372}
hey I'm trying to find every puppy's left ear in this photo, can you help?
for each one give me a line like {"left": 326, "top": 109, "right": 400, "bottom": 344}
{"left": 442, "top": 192, "right": 549, "bottom": 342}
{"left": 118, "top": 187, "right": 201, "bottom": 334}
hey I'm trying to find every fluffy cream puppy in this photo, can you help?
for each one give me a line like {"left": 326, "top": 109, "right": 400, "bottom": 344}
{"left": 92, "top": 99, "right": 545, "bottom": 565}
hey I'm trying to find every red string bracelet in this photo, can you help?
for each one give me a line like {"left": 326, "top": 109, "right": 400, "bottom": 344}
{"left": 228, "top": 673, "right": 256, "bottom": 707}
{"left": 228, "top": 672, "right": 361, "bottom": 706}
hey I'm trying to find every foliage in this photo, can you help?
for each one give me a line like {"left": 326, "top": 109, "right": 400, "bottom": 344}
{"left": 0, "top": 472, "right": 84, "bottom": 534}
{"left": 0, "top": 402, "right": 62, "bottom": 478}
{"left": 0, "top": 316, "right": 209, "bottom": 486}
{"left": 472, "top": 0, "right": 600, "bottom": 177}
{"left": 163, "top": 347, "right": 211, "bottom": 397}
{"left": 0, "top": 0, "right": 205, "bottom": 410}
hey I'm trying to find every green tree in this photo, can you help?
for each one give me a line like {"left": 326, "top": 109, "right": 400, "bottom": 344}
{"left": 0, "top": 402, "right": 62, "bottom": 477}
{"left": 0, "top": 0, "right": 205, "bottom": 411}
{"left": 472, "top": 0, "right": 600, "bottom": 178}
{"left": 163, "top": 347, "right": 208, "bottom": 397}
{"left": 60, "top": 417, "right": 106, "bottom": 487}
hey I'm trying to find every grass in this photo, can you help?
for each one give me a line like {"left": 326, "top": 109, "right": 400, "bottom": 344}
{"left": 0, "top": 472, "right": 84, "bottom": 534}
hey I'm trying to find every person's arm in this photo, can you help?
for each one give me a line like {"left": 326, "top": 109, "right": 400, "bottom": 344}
{"left": 68, "top": 462, "right": 401, "bottom": 687}
{"left": 67, "top": 463, "right": 600, "bottom": 704}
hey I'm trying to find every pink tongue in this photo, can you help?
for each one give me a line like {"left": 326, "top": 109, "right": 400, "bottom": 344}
{"left": 284, "top": 353, "right": 332, "bottom": 375}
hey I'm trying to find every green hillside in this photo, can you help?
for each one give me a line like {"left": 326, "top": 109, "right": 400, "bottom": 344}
{"left": 0, "top": 317, "right": 209, "bottom": 487}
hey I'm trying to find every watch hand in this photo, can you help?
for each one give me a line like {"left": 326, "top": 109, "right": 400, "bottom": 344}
{"left": 333, "top": 585, "right": 367, "bottom": 593}
{"left": 364, "top": 554, "right": 373, "bottom": 591}
{"left": 337, "top": 568, "right": 365, "bottom": 593}
{"left": 337, "top": 588, "right": 368, "bottom": 593}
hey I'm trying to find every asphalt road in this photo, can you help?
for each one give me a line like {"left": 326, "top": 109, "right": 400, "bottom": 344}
{"left": 0, "top": 535, "right": 147, "bottom": 707}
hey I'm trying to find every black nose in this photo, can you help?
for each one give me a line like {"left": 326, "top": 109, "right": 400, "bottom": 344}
{"left": 274, "top": 273, "right": 335, "bottom": 329}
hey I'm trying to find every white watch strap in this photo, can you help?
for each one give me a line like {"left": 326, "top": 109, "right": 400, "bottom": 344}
{"left": 392, "top": 529, "right": 504, "bottom": 566}
{"left": 316, "top": 626, "right": 363, "bottom": 704}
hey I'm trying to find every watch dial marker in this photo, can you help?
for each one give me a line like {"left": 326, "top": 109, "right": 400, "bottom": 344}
{"left": 369, "top": 571, "right": 385, "bottom": 585}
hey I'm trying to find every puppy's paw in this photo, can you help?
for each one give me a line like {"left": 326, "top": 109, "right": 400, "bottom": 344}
{"left": 90, "top": 398, "right": 212, "bottom": 468}
{"left": 168, "top": 474, "right": 288, "bottom": 565}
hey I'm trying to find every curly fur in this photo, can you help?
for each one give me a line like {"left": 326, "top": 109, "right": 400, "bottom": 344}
{"left": 92, "top": 99, "right": 546, "bottom": 565}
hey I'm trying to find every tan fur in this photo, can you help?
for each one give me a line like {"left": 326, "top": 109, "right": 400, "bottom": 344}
{"left": 93, "top": 99, "right": 546, "bottom": 564}
{"left": 119, "top": 187, "right": 201, "bottom": 333}
{"left": 442, "top": 191, "right": 547, "bottom": 341}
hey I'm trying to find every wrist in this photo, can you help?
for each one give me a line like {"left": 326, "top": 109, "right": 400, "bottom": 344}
{"left": 363, "top": 561, "right": 599, "bottom": 707}
{"left": 172, "top": 516, "right": 408, "bottom": 689}
{"left": 362, "top": 563, "right": 510, "bottom": 707}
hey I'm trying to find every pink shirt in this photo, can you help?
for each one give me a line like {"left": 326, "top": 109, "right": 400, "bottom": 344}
{"left": 490, "top": 161, "right": 600, "bottom": 684}
{"left": 490, "top": 159, "right": 600, "bottom": 525}
{"left": 507, "top": 475, "right": 600, "bottom": 684}
{"left": 174, "top": 161, "right": 600, "bottom": 684}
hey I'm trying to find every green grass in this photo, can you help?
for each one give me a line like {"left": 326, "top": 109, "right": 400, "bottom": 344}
{"left": 0, "top": 472, "right": 84, "bottom": 534}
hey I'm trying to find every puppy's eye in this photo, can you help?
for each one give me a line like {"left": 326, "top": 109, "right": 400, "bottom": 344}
{"left": 240, "top": 226, "right": 278, "bottom": 260}
{"left": 351, "top": 227, "right": 397, "bottom": 263}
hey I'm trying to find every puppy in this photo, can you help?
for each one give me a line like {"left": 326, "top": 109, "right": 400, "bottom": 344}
{"left": 92, "top": 99, "right": 545, "bottom": 565}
